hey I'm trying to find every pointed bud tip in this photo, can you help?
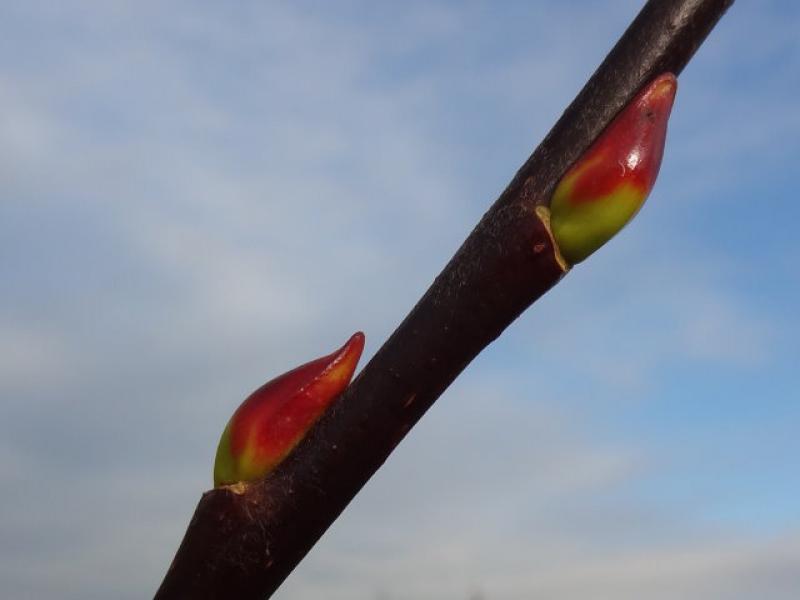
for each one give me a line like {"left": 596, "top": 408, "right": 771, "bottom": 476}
{"left": 638, "top": 73, "right": 677, "bottom": 127}
{"left": 324, "top": 331, "right": 365, "bottom": 383}
{"left": 343, "top": 331, "right": 365, "bottom": 355}
{"left": 648, "top": 73, "right": 677, "bottom": 103}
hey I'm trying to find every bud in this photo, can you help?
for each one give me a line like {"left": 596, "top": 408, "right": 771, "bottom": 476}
{"left": 214, "top": 332, "right": 365, "bottom": 486}
{"left": 549, "top": 73, "right": 677, "bottom": 264}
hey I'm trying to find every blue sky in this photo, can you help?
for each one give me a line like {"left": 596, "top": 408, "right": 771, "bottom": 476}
{"left": 1, "top": 1, "right": 798, "bottom": 598}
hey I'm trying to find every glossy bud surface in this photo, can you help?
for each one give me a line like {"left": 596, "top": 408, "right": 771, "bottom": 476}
{"left": 549, "top": 73, "right": 677, "bottom": 264}
{"left": 214, "top": 332, "right": 365, "bottom": 486}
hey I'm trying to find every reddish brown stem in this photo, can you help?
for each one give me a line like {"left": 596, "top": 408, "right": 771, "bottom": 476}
{"left": 155, "top": 1, "right": 734, "bottom": 598}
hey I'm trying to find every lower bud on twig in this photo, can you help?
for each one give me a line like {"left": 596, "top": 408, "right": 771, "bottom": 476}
{"left": 213, "top": 332, "right": 365, "bottom": 486}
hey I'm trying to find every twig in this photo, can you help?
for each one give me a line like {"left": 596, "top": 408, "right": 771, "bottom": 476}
{"left": 155, "top": 1, "right": 734, "bottom": 598}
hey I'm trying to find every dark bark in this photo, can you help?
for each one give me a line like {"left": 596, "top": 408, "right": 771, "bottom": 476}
{"left": 155, "top": 1, "right": 734, "bottom": 598}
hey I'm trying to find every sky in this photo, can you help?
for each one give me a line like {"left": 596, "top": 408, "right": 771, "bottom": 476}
{"left": 1, "top": 1, "right": 798, "bottom": 599}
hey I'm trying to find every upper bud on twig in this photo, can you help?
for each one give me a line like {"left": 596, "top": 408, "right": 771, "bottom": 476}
{"left": 549, "top": 73, "right": 677, "bottom": 264}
